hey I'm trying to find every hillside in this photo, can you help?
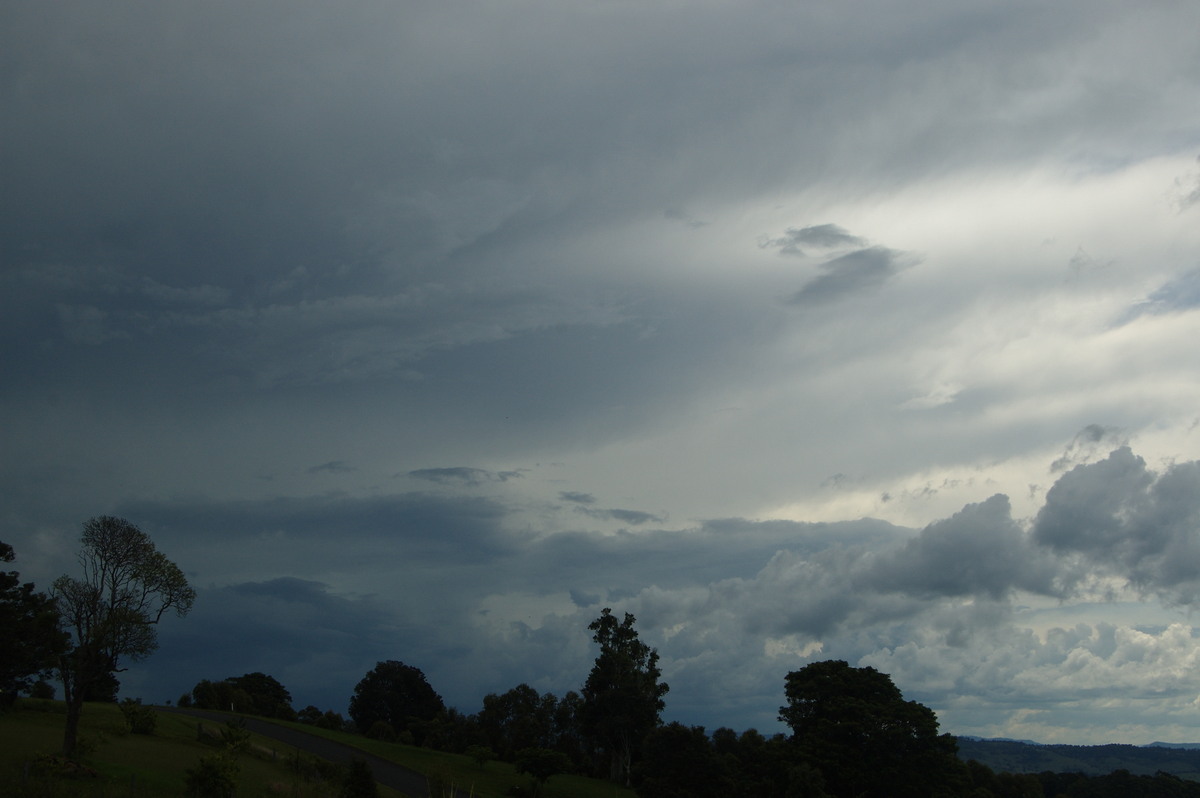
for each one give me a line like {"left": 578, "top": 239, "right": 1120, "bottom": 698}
{"left": 0, "top": 699, "right": 632, "bottom": 798}
{"left": 957, "top": 738, "right": 1200, "bottom": 781}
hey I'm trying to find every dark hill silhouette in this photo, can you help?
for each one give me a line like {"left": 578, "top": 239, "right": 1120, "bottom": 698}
{"left": 957, "top": 738, "right": 1200, "bottom": 780}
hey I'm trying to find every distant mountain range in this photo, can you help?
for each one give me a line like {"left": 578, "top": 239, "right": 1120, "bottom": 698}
{"left": 956, "top": 737, "right": 1200, "bottom": 780}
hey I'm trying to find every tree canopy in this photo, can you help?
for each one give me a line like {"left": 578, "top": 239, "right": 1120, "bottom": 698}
{"left": 479, "top": 683, "right": 558, "bottom": 759}
{"left": 581, "top": 608, "right": 668, "bottom": 785}
{"left": 348, "top": 660, "right": 445, "bottom": 740}
{"left": 0, "top": 540, "right": 65, "bottom": 706}
{"left": 779, "top": 659, "right": 963, "bottom": 798}
{"left": 191, "top": 672, "right": 296, "bottom": 719}
{"left": 53, "top": 516, "right": 195, "bottom": 757}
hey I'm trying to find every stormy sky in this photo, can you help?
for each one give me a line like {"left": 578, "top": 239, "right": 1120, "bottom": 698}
{"left": 4, "top": 1, "right": 1200, "bottom": 745}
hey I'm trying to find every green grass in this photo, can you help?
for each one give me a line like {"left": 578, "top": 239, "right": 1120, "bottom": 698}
{"left": 0, "top": 701, "right": 636, "bottom": 798}
{"left": 0, "top": 699, "right": 405, "bottom": 797}
{"left": 216, "top": 714, "right": 636, "bottom": 798}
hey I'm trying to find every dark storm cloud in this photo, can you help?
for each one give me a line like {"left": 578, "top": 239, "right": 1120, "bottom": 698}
{"left": 309, "top": 460, "right": 355, "bottom": 475}
{"left": 1049, "top": 424, "right": 1126, "bottom": 473}
{"left": 576, "top": 507, "right": 664, "bottom": 526}
{"left": 869, "top": 494, "right": 1060, "bottom": 600}
{"left": 788, "top": 247, "right": 908, "bottom": 306}
{"left": 527, "top": 517, "right": 907, "bottom": 598}
{"left": 117, "top": 492, "right": 519, "bottom": 575}
{"left": 145, "top": 577, "right": 407, "bottom": 713}
{"left": 569, "top": 588, "right": 602, "bottom": 608}
{"left": 5, "top": 0, "right": 1200, "bottom": 743}
{"left": 1033, "top": 448, "right": 1200, "bottom": 605}
{"left": 113, "top": 445, "right": 1200, "bottom": 730}
{"left": 760, "top": 224, "right": 868, "bottom": 256}
{"left": 407, "top": 467, "right": 522, "bottom": 486}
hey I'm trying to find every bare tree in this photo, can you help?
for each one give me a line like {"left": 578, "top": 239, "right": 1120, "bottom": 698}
{"left": 53, "top": 516, "right": 195, "bottom": 757}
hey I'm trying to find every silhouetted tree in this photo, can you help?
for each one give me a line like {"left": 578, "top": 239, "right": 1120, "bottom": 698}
{"left": 53, "top": 516, "right": 194, "bottom": 757}
{"left": 552, "top": 690, "right": 587, "bottom": 766}
{"left": 190, "top": 672, "right": 295, "bottom": 719}
{"left": 0, "top": 541, "right": 65, "bottom": 707}
{"left": 710, "top": 727, "right": 801, "bottom": 798}
{"left": 479, "top": 683, "right": 558, "bottom": 759}
{"left": 580, "top": 608, "right": 668, "bottom": 785}
{"left": 634, "top": 722, "right": 734, "bottom": 798}
{"left": 515, "top": 747, "right": 573, "bottom": 797}
{"left": 779, "top": 660, "right": 963, "bottom": 798}
{"left": 348, "top": 660, "right": 444, "bottom": 742}
{"left": 80, "top": 669, "right": 120, "bottom": 702}
{"left": 423, "top": 706, "right": 486, "bottom": 753}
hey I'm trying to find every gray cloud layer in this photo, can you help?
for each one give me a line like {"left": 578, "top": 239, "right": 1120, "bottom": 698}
{"left": 3, "top": 0, "right": 1200, "bottom": 744}
{"left": 102, "top": 446, "right": 1200, "bottom": 740}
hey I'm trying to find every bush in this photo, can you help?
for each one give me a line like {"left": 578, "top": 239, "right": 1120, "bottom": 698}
{"left": 219, "top": 718, "right": 250, "bottom": 754}
{"left": 119, "top": 697, "right": 157, "bottom": 734}
{"left": 185, "top": 753, "right": 238, "bottom": 798}
{"left": 467, "top": 744, "right": 495, "bottom": 769}
{"left": 366, "top": 719, "right": 397, "bottom": 742}
{"left": 342, "top": 758, "right": 379, "bottom": 798}
{"left": 29, "top": 680, "right": 55, "bottom": 700}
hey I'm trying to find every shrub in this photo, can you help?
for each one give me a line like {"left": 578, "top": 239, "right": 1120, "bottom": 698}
{"left": 185, "top": 753, "right": 238, "bottom": 798}
{"left": 119, "top": 697, "right": 157, "bottom": 734}
{"left": 342, "top": 758, "right": 379, "bottom": 798}
{"left": 467, "top": 744, "right": 495, "bottom": 769}
{"left": 219, "top": 718, "right": 250, "bottom": 754}
{"left": 367, "top": 719, "right": 397, "bottom": 742}
{"left": 29, "top": 680, "right": 55, "bottom": 700}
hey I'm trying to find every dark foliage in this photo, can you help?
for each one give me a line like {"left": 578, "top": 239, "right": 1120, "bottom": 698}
{"left": 0, "top": 540, "right": 66, "bottom": 705}
{"left": 1035, "top": 768, "right": 1200, "bottom": 797}
{"left": 634, "top": 722, "right": 736, "bottom": 798}
{"left": 29, "top": 679, "right": 55, "bottom": 700}
{"left": 341, "top": 758, "right": 379, "bottom": 798}
{"left": 514, "top": 747, "right": 573, "bottom": 797}
{"left": 190, "top": 672, "right": 295, "bottom": 719}
{"left": 479, "top": 683, "right": 559, "bottom": 760}
{"left": 348, "top": 660, "right": 445, "bottom": 742}
{"left": 54, "top": 516, "right": 194, "bottom": 757}
{"left": 119, "top": 697, "right": 157, "bottom": 734}
{"left": 779, "top": 659, "right": 966, "bottom": 798}
{"left": 80, "top": 670, "right": 120, "bottom": 703}
{"left": 959, "top": 738, "right": 1200, "bottom": 779}
{"left": 581, "top": 608, "right": 668, "bottom": 785}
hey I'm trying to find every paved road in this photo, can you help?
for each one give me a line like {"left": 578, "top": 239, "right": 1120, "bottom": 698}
{"left": 159, "top": 707, "right": 463, "bottom": 797}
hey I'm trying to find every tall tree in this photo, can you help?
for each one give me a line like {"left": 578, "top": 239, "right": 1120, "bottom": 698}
{"left": 0, "top": 541, "right": 66, "bottom": 707}
{"left": 779, "top": 660, "right": 963, "bottom": 798}
{"left": 479, "top": 683, "right": 558, "bottom": 760}
{"left": 348, "top": 660, "right": 445, "bottom": 740}
{"left": 580, "top": 608, "right": 668, "bottom": 786}
{"left": 53, "top": 516, "right": 195, "bottom": 757}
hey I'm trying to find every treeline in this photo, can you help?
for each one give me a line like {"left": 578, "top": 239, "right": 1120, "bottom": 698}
{"left": 175, "top": 631, "right": 1200, "bottom": 798}
{"left": 959, "top": 737, "right": 1200, "bottom": 780}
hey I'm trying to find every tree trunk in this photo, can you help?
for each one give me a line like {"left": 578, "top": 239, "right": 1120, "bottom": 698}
{"left": 60, "top": 649, "right": 96, "bottom": 758}
{"left": 62, "top": 687, "right": 83, "bottom": 757}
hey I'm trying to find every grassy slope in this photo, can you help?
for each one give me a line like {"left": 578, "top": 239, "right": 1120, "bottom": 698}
{"left": 0, "top": 701, "right": 635, "bottom": 798}
{"left": 0, "top": 699, "right": 403, "bottom": 797}
{"left": 258, "top": 716, "right": 636, "bottom": 798}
